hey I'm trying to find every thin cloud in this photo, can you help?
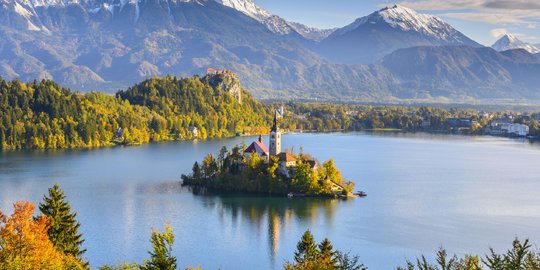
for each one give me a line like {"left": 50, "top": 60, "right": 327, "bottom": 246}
{"left": 490, "top": 28, "right": 508, "bottom": 38}
{"left": 399, "top": 0, "right": 540, "bottom": 27}
{"left": 488, "top": 28, "right": 538, "bottom": 43}
{"left": 483, "top": 0, "right": 540, "bottom": 10}
{"left": 440, "top": 12, "right": 532, "bottom": 24}
{"left": 398, "top": 0, "right": 484, "bottom": 11}
{"left": 399, "top": 0, "right": 540, "bottom": 11}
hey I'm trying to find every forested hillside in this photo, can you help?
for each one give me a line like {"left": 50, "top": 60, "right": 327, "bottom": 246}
{"left": 116, "top": 74, "right": 271, "bottom": 138}
{"left": 2, "top": 75, "right": 539, "bottom": 150}
{"left": 0, "top": 75, "right": 271, "bottom": 150}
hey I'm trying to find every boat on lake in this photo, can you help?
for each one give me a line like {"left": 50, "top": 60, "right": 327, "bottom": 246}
{"left": 354, "top": 191, "right": 367, "bottom": 197}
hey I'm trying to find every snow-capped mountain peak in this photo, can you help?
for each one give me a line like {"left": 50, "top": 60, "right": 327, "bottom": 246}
{"left": 214, "top": 0, "right": 270, "bottom": 21}
{"left": 15, "top": 0, "right": 82, "bottom": 8}
{"left": 332, "top": 5, "right": 462, "bottom": 42}
{"left": 213, "top": 0, "right": 333, "bottom": 39}
{"left": 321, "top": 5, "right": 480, "bottom": 64}
{"left": 1, "top": 0, "right": 333, "bottom": 39}
{"left": 492, "top": 33, "right": 539, "bottom": 54}
{"left": 378, "top": 5, "right": 446, "bottom": 32}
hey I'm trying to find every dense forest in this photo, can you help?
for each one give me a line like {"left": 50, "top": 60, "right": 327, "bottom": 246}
{"left": 0, "top": 74, "right": 271, "bottom": 150}
{"left": 282, "top": 103, "right": 540, "bottom": 136}
{"left": 2, "top": 75, "right": 540, "bottom": 150}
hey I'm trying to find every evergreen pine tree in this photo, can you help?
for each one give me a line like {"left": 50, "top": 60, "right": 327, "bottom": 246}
{"left": 39, "top": 184, "right": 86, "bottom": 261}
{"left": 192, "top": 162, "right": 202, "bottom": 180}
{"left": 294, "top": 230, "right": 320, "bottom": 267}
{"left": 319, "top": 238, "right": 337, "bottom": 268}
{"left": 142, "top": 224, "right": 177, "bottom": 270}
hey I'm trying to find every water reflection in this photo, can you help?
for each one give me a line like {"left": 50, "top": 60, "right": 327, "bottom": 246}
{"left": 188, "top": 187, "right": 346, "bottom": 263}
{"left": 2, "top": 133, "right": 540, "bottom": 269}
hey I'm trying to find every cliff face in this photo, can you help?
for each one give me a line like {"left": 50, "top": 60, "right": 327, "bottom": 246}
{"left": 205, "top": 71, "right": 242, "bottom": 104}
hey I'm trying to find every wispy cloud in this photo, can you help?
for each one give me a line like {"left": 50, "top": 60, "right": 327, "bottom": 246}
{"left": 399, "top": 0, "right": 540, "bottom": 27}
{"left": 440, "top": 12, "right": 526, "bottom": 24}
{"left": 488, "top": 28, "right": 539, "bottom": 43}
{"left": 490, "top": 28, "right": 508, "bottom": 38}
{"left": 483, "top": 0, "right": 540, "bottom": 10}
{"left": 399, "top": 0, "right": 484, "bottom": 10}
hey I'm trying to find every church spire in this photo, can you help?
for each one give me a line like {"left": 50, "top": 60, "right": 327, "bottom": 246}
{"left": 271, "top": 110, "right": 278, "bottom": 132}
{"left": 269, "top": 109, "right": 281, "bottom": 156}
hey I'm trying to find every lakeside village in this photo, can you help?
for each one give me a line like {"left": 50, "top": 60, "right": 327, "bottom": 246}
{"left": 181, "top": 109, "right": 364, "bottom": 198}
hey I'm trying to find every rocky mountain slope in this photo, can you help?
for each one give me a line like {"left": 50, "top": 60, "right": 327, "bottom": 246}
{"left": 0, "top": 0, "right": 328, "bottom": 90}
{"left": 215, "top": 0, "right": 333, "bottom": 40}
{"left": 1, "top": 0, "right": 540, "bottom": 102}
{"left": 380, "top": 46, "right": 540, "bottom": 100}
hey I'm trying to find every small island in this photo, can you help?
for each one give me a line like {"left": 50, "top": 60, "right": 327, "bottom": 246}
{"left": 181, "top": 110, "right": 360, "bottom": 197}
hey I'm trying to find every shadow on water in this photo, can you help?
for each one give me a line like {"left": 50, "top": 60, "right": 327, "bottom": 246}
{"left": 184, "top": 186, "right": 354, "bottom": 264}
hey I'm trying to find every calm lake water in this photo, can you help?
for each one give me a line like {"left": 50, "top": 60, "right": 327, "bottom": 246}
{"left": 1, "top": 132, "right": 540, "bottom": 269}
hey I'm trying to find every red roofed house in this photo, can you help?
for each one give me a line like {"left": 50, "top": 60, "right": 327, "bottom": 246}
{"left": 245, "top": 135, "right": 269, "bottom": 161}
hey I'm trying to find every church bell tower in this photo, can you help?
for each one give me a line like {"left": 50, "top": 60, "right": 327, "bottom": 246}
{"left": 269, "top": 110, "right": 281, "bottom": 156}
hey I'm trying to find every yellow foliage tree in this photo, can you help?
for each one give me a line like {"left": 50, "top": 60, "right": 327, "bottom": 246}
{"left": 0, "top": 201, "right": 84, "bottom": 270}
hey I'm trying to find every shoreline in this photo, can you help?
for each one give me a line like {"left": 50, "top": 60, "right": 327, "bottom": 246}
{"left": 180, "top": 184, "right": 359, "bottom": 199}
{"left": 1, "top": 130, "right": 538, "bottom": 153}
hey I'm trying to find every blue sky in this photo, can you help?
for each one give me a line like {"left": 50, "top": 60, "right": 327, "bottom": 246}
{"left": 254, "top": 0, "right": 540, "bottom": 46}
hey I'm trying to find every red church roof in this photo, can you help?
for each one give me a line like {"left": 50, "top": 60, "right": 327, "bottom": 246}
{"left": 245, "top": 139, "right": 269, "bottom": 156}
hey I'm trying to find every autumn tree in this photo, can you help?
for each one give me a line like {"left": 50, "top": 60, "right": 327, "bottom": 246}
{"left": 39, "top": 184, "right": 86, "bottom": 263}
{"left": 202, "top": 154, "right": 218, "bottom": 179}
{"left": 323, "top": 159, "right": 343, "bottom": 185}
{"left": 291, "top": 162, "right": 319, "bottom": 194}
{"left": 0, "top": 201, "right": 83, "bottom": 269}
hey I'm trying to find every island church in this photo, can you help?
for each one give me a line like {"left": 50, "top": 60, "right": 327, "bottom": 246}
{"left": 244, "top": 110, "right": 298, "bottom": 176}
{"left": 243, "top": 110, "right": 346, "bottom": 193}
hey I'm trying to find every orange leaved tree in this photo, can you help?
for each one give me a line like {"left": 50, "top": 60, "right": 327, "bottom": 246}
{"left": 0, "top": 201, "right": 84, "bottom": 269}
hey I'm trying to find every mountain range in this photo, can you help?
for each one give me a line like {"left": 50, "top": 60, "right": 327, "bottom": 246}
{"left": 0, "top": 0, "right": 539, "bottom": 102}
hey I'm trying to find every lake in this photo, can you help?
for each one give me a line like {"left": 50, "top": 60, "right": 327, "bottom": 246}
{"left": 1, "top": 132, "right": 540, "bottom": 269}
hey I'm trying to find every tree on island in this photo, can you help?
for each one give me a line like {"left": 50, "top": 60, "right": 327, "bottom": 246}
{"left": 291, "top": 162, "right": 319, "bottom": 194}
{"left": 202, "top": 154, "right": 218, "bottom": 180}
{"left": 323, "top": 159, "right": 342, "bottom": 185}
{"left": 192, "top": 162, "right": 202, "bottom": 180}
{"left": 39, "top": 184, "right": 87, "bottom": 267}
